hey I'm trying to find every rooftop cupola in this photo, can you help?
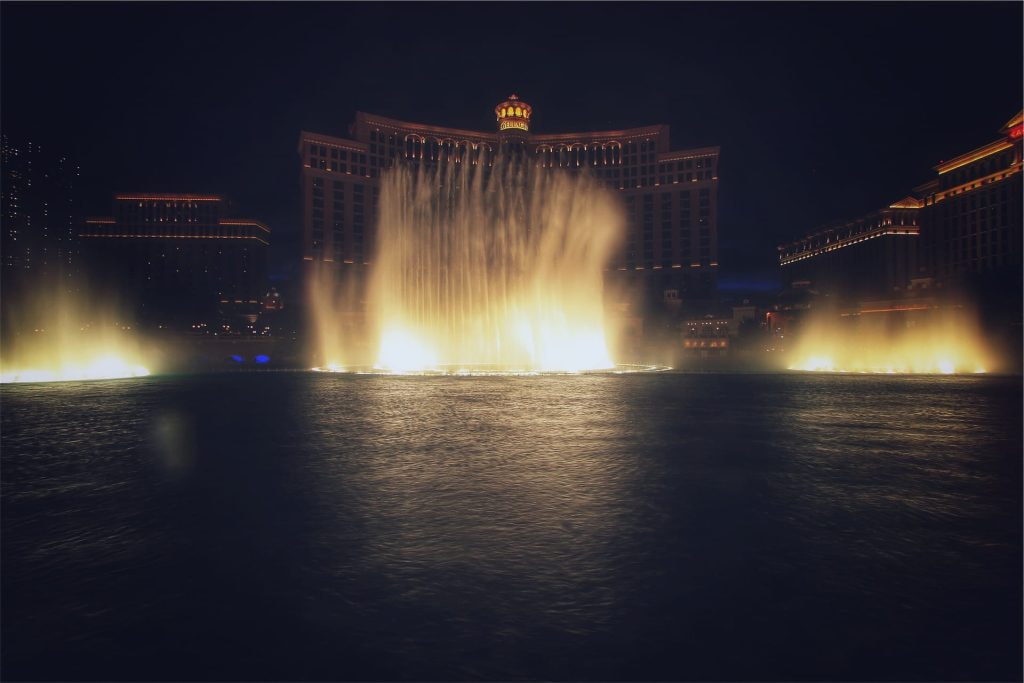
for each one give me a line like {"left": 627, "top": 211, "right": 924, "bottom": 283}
{"left": 495, "top": 94, "right": 532, "bottom": 134}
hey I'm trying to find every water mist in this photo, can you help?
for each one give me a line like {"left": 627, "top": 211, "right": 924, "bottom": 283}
{"left": 315, "top": 151, "right": 625, "bottom": 373}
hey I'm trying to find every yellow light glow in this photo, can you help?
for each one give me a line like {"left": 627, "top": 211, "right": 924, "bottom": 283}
{"left": 787, "top": 306, "right": 995, "bottom": 375}
{"left": 375, "top": 328, "right": 439, "bottom": 373}
{"left": 936, "top": 140, "right": 1013, "bottom": 174}
{"left": 321, "top": 152, "right": 624, "bottom": 375}
{"left": 1, "top": 357, "right": 150, "bottom": 384}
{"left": 310, "top": 362, "right": 346, "bottom": 373}
{"left": 792, "top": 355, "right": 835, "bottom": 372}
{"left": 2, "top": 279, "right": 156, "bottom": 384}
{"left": 114, "top": 194, "right": 220, "bottom": 202}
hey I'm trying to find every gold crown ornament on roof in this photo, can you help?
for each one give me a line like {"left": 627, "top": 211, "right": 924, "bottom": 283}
{"left": 495, "top": 94, "right": 532, "bottom": 132}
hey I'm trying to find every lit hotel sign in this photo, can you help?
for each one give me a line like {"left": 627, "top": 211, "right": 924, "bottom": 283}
{"left": 500, "top": 119, "right": 529, "bottom": 132}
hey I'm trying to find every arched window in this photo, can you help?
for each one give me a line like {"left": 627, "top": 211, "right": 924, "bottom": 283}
{"left": 607, "top": 141, "right": 622, "bottom": 165}
{"left": 571, "top": 143, "right": 585, "bottom": 167}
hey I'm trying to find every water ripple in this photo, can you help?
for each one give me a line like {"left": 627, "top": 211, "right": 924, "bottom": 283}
{"left": 2, "top": 372, "right": 1020, "bottom": 680}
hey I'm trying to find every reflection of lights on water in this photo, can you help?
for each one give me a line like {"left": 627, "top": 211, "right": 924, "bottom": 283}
{"left": 789, "top": 355, "right": 988, "bottom": 375}
{"left": 1, "top": 356, "right": 150, "bottom": 384}
{"left": 310, "top": 363, "right": 669, "bottom": 376}
{"left": 313, "top": 362, "right": 346, "bottom": 373}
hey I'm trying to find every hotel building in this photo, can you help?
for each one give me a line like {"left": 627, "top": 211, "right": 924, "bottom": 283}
{"left": 298, "top": 95, "right": 720, "bottom": 305}
{"left": 778, "top": 110, "right": 1022, "bottom": 302}
{"left": 915, "top": 111, "right": 1023, "bottom": 288}
{"left": 81, "top": 195, "right": 269, "bottom": 323}
{"left": 777, "top": 202, "right": 922, "bottom": 302}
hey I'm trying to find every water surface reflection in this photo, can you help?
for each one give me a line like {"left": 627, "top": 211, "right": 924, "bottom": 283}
{"left": 2, "top": 373, "right": 1020, "bottom": 680}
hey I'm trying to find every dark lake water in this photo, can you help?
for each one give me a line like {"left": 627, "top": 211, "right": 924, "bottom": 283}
{"left": 2, "top": 372, "right": 1021, "bottom": 681}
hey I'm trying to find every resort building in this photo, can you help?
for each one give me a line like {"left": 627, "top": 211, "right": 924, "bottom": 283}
{"left": 778, "top": 203, "right": 922, "bottom": 302}
{"left": 778, "top": 110, "right": 1022, "bottom": 302}
{"left": 915, "top": 111, "right": 1023, "bottom": 289}
{"left": 298, "top": 95, "right": 721, "bottom": 306}
{"left": 80, "top": 194, "right": 269, "bottom": 324}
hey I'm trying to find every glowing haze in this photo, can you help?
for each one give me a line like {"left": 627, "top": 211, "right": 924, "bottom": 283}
{"left": 314, "top": 151, "right": 625, "bottom": 373}
{"left": 1, "top": 284, "right": 152, "bottom": 383}
{"left": 787, "top": 305, "right": 994, "bottom": 375}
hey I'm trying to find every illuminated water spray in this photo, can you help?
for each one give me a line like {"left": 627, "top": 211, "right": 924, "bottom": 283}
{"left": 310, "top": 94, "right": 628, "bottom": 374}
{"left": 311, "top": 139, "right": 626, "bottom": 374}
{"left": 0, "top": 283, "right": 152, "bottom": 383}
{"left": 787, "top": 305, "right": 993, "bottom": 375}
{"left": 368, "top": 150, "right": 624, "bottom": 373}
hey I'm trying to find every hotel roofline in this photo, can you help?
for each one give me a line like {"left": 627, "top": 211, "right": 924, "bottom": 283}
{"left": 299, "top": 95, "right": 722, "bottom": 278}
{"left": 301, "top": 112, "right": 716, "bottom": 160}
{"left": 84, "top": 216, "right": 270, "bottom": 234}
{"left": 935, "top": 110, "right": 1022, "bottom": 174}
{"left": 777, "top": 203, "right": 920, "bottom": 265}
{"left": 113, "top": 193, "right": 222, "bottom": 202}
{"left": 779, "top": 109, "right": 1022, "bottom": 265}
{"left": 82, "top": 194, "right": 270, "bottom": 246}
{"left": 353, "top": 110, "right": 672, "bottom": 144}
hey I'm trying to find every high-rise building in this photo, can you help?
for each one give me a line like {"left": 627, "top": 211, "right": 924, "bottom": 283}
{"left": 915, "top": 110, "right": 1022, "bottom": 289}
{"left": 0, "top": 135, "right": 81, "bottom": 296}
{"left": 298, "top": 95, "right": 721, "bottom": 307}
{"left": 80, "top": 194, "right": 269, "bottom": 324}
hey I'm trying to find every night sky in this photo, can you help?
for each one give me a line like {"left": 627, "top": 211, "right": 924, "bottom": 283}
{"left": 2, "top": 2, "right": 1021, "bottom": 290}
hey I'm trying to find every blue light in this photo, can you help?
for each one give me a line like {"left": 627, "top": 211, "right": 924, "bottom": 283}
{"left": 230, "top": 355, "right": 244, "bottom": 363}
{"left": 255, "top": 355, "right": 269, "bottom": 364}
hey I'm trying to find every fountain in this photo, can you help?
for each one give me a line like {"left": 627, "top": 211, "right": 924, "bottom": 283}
{"left": 787, "top": 304, "right": 993, "bottom": 374}
{"left": 313, "top": 135, "right": 627, "bottom": 373}
{"left": 371, "top": 151, "right": 623, "bottom": 373}
{"left": 0, "top": 281, "right": 152, "bottom": 383}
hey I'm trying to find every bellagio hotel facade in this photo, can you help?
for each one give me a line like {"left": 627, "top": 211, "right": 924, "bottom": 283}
{"left": 298, "top": 95, "right": 720, "bottom": 302}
